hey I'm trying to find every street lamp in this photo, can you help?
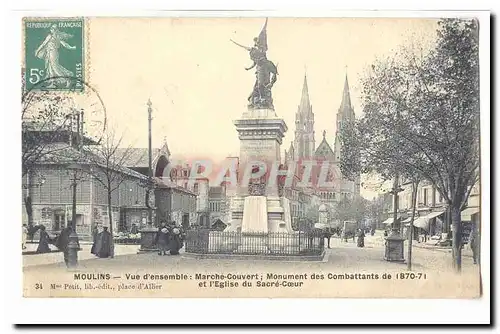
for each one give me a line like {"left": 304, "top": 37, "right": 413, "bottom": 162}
{"left": 384, "top": 105, "right": 406, "bottom": 262}
{"left": 139, "top": 99, "right": 159, "bottom": 252}
{"left": 66, "top": 163, "right": 82, "bottom": 268}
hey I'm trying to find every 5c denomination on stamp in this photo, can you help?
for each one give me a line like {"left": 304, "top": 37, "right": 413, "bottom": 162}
{"left": 24, "top": 18, "right": 85, "bottom": 92}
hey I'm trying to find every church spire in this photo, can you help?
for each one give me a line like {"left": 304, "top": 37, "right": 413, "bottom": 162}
{"left": 340, "top": 74, "right": 352, "bottom": 111}
{"left": 298, "top": 73, "right": 311, "bottom": 113}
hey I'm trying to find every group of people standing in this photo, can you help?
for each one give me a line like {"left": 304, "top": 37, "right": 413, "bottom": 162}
{"left": 156, "top": 221, "right": 185, "bottom": 256}
{"left": 25, "top": 220, "right": 187, "bottom": 263}
{"left": 29, "top": 224, "right": 76, "bottom": 267}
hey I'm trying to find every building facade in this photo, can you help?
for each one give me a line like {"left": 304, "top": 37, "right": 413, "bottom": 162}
{"left": 393, "top": 179, "right": 480, "bottom": 240}
{"left": 22, "top": 155, "right": 150, "bottom": 238}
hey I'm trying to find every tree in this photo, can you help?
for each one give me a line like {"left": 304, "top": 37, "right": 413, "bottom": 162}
{"left": 340, "top": 19, "right": 479, "bottom": 272}
{"left": 82, "top": 130, "right": 146, "bottom": 258}
{"left": 305, "top": 204, "right": 320, "bottom": 223}
{"left": 330, "top": 196, "right": 369, "bottom": 228}
{"left": 22, "top": 73, "right": 75, "bottom": 228}
{"left": 367, "top": 195, "right": 389, "bottom": 228}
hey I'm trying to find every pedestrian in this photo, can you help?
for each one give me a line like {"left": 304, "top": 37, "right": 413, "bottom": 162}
{"left": 383, "top": 230, "right": 388, "bottom": 238}
{"left": 130, "top": 223, "right": 139, "bottom": 235}
{"left": 168, "top": 223, "right": 183, "bottom": 255}
{"left": 93, "top": 226, "right": 112, "bottom": 258}
{"left": 325, "top": 228, "right": 332, "bottom": 249}
{"left": 56, "top": 226, "right": 72, "bottom": 266}
{"left": 22, "top": 224, "right": 28, "bottom": 250}
{"left": 90, "top": 224, "right": 99, "bottom": 255}
{"left": 469, "top": 224, "right": 479, "bottom": 264}
{"left": 357, "top": 228, "right": 365, "bottom": 248}
{"left": 156, "top": 221, "right": 170, "bottom": 256}
{"left": 36, "top": 225, "right": 51, "bottom": 254}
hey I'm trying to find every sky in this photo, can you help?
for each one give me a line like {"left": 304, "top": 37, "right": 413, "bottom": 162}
{"left": 84, "top": 17, "right": 439, "bottom": 199}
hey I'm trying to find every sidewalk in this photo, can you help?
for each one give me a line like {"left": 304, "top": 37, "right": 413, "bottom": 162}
{"left": 412, "top": 241, "right": 474, "bottom": 258}
{"left": 22, "top": 244, "right": 140, "bottom": 267}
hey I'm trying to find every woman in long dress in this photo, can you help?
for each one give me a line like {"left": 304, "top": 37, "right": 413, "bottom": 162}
{"left": 36, "top": 225, "right": 51, "bottom": 254}
{"left": 155, "top": 222, "right": 170, "bottom": 256}
{"left": 168, "top": 224, "right": 183, "bottom": 256}
{"left": 357, "top": 228, "right": 365, "bottom": 248}
{"left": 34, "top": 24, "right": 76, "bottom": 88}
{"left": 93, "top": 227, "right": 112, "bottom": 258}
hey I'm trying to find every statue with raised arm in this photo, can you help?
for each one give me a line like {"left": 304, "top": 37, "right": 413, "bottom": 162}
{"left": 231, "top": 18, "right": 278, "bottom": 109}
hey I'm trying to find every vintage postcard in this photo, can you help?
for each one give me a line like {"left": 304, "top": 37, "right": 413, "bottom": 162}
{"left": 21, "top": 15, "right": 486, "bottom": 299}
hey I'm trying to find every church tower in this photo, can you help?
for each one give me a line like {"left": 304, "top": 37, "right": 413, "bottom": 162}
{"left": 293, "top": 73, "right": 316, "bottom": 160}
{"left": 333, "top": 74, "right": 355, "bottom": 163}
{"left": 333, "top": 74, "right": 360, "bottom": 195}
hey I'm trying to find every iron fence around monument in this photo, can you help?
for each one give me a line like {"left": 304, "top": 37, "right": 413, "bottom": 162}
{"left": 185, "top": 229, "right": 324, "bottom": 256}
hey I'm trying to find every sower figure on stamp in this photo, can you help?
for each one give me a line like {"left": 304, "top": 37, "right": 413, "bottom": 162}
{"left": 35, "top": 24, "right": 77, "bottom": 88}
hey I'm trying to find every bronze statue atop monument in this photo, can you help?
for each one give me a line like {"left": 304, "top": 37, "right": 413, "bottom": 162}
{"left": 231, "top": 18, "right": 278, "bottom": 110}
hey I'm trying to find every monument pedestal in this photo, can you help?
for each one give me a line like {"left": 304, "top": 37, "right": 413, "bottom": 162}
{"left": 222, "top": 106, "right": 295, "bottom": 254}
{"left": 138, "top": 226, "right": 158, "bottom": 253}
{"left": 384, "top": 231, "right": 405, "bottom": 262}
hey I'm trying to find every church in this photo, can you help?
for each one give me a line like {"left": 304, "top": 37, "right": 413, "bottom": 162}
{"left": 284, "top": 73, "right": 361, "bottom": 213}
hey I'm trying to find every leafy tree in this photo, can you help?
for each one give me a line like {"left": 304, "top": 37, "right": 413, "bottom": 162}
{"left": 330, "top": 196, "right": 369, "bottom": 228}
{"left": 340, "top": 19, "right": 479, "bottom": 272}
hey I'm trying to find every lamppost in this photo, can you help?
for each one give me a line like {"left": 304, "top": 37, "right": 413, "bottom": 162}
{"left": 66, "top": 164, "right": 81, "bottom": 268}
{"left": 384, "top": 106, "right": 406, "bottom": 262}
{"left": 139, "top": 99, "right": 158, "bottom": 252}
{"left": 66, "top": 109, "right": 84, "bottom": 268}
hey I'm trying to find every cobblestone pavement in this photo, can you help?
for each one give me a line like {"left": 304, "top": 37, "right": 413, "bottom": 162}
{"left": 23, "top": 234, "right": 478, "bottom": 275}
{"left": 23, "top": 233, "right": 480, "bottom": 299}
{"left": 22, "top": 244, "right": 140, "bottom": 268}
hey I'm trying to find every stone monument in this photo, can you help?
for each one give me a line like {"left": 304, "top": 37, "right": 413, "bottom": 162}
{"left": 225, "top": 19, "right": 295, "bottom": 253}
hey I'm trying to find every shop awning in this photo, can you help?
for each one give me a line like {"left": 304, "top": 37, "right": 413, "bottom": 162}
{"left": 412, "top": 211, "right": 445, "bottom": 230}
{"left": 461, "top": 207, "right": 480, "bottom": 221}
{"left": 381, "top": 218, "right": 395, "bottom": 225}
{"left": 425, "top": 211, "right": 445, "bottom": 220}
{"left": 381, "top": 216, "right": 402, "bottom": 225}
{"left": 413, "top": 217, "right": 429, "bottom": 229}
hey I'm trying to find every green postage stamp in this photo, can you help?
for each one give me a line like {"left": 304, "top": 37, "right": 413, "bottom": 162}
{"left": 24, "top": 18, "right": 85, "bottom": 92}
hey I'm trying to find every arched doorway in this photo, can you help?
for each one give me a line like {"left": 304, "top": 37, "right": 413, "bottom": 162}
{"left": 154, "top": 155, "right": 170, "bottom": 178}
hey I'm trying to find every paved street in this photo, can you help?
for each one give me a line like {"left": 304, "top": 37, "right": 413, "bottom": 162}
{"left": 23, "top": 232, "right": 477, "bottom": 273}
{"left": 23, "top": 232, "right": 480, "bottom": 298}
{"left": 22, "top": 243, "right": 141, "bottom": 268}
